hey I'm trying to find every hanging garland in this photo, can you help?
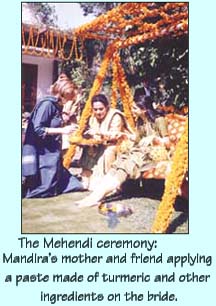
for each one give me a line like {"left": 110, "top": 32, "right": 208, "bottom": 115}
{"left": 151, "top": 118, "right": 188, "bottom": 233}
{"left": 22, "top": 25, "right": 84, "bottom": 61}
{"left": 110, "top": 60, "right": 119, "bottom": 108}
{"left": 22, "top": 3, "right": 188, "bottom": 60}
{"left": 113, "top": 52, "right": 135, "bottom": 129}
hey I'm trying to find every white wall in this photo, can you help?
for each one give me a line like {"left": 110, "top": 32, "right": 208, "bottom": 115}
{"left": 22, "top": 55, "right": 55, "bottom": 102}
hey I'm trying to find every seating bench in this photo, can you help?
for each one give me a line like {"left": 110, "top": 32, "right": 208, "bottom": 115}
{"left": 142, "top": 113, "right": 188, "bottom": 198}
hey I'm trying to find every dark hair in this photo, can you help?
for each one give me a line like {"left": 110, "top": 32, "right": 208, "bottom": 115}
{"left": 91, "top": 94, "right": 109, "bottom": 107}
{"left": 60, "top": 69, "right": 71, "bottom": 80}
{"left": 134, "top": 95, "right": 157, "bottom": 122}
{"left": 134, "top": 95, "right": 153, "bottom": 110}
{"left": 134, "top": 88, "right": 146, "bottom": 100}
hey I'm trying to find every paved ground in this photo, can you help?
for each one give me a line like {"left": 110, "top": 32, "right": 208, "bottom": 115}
{"left": 22, "top": 179, "right": 188, "bottom": 234}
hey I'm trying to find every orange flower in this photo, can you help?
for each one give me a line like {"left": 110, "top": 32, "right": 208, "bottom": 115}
{"left": 22, "top": 3, "right": 188, "bottom": 59}
{"left": 151, "top": 118, "right": 188, "bottom": 233}
{"left": 112, "top": 52, "right": 135, "bottom": 129}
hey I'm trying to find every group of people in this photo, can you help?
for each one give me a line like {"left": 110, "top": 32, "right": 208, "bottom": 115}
{"left": 76, "top": 94, "right": 170, "bottom": 207}
{"left": 22, "top": 73, "right": 171, "bottom": 206}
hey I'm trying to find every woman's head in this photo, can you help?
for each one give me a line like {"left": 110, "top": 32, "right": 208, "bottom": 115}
{"left": 50, "top": 80, "right": 78, "bottom": 104}
{"left": 58, "top": 72, "right": 71, "bottom": 82}
{"left": 132, "top": 95, "right": 156, "bottom": 122}
{"left": 134, "top": 95, "right": 153, "bottom": 110}
{"left": 91, "top": 94, "right": 109, "bottom": 122}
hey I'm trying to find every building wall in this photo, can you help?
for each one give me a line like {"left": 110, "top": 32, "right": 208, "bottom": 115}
{"left": 22, "top": 55, "right": 55, "bottom": 102}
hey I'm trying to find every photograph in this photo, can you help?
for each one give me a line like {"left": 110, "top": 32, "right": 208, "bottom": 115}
{"left": 21, "top": 2, "right": 188, "bottom": 234}
{"left": 3, "top": 1, "right": 216, "bottom": 305}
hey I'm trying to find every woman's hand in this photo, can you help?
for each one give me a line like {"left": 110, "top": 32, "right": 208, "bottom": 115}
{"left": 153, "top": 136, "right": 170, "bottom": 149}
{"left": 45, "top": 124, "right": 78, "bottom": 135}
{"left": 102, "top": 131, "right": 122, "bottom": 140}
{"left": 83, "top": 128, "right": 96, "bottom": 137}
{"left": 62, "top": 124, "right": 78, "bottom": 134}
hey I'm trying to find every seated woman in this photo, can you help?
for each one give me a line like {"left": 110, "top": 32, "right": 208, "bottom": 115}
{"left": 77, "top": 95, "right": 170, "bottom": 207}
{"left": 79, "top": 94, "right": 134, "bottom": 190}
{"left": 22, "top": 79, "right": 84, "bottom": 198}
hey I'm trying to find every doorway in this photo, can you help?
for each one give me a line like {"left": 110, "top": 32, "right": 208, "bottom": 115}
{"left": 22, "top": 63, "right": 38, "bottom": 113}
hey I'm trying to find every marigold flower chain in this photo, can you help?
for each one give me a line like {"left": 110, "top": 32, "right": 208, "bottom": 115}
{"left": 22, "top": 3, "right": 188, "bottom": 60}
{"left": 151, "top": 119, "right": 188, "bottom": 233}
{"left": 112, "top": 52, "right": 135, "bottom": 129}
{"left": 22, "top": 26, "right": 81, "bottom": 60}
{"left": 73, "top": 3, "right": 187, "bottom": 42}
{"left": 117, "top": 19, "right": 187, "bottom": 50}
{"left": 111, "top": 59, "right": 119, "bottom": 108}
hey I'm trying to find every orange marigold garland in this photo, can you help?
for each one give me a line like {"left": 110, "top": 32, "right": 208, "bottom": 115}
{"left": 151, "top": 118, "right": 188, "bottom": 233}
{"left": 73, "top": 3, "right": 187, "bottom": 41}
{"left": 22, "top": 26, "right": 78, "bottom": 60}
{"left": 110, "top": 60, "right": 119, "bottom": 108}
{"left": 22, "top": 3, "right": 188, "bottom": 60}
{"left": 116, "top": 19, "right": 187, "bottom": 51}
{"left": 113, "top": 52, "right": 135, "bottom": 129}
{"left": 22, "top": 3, "right": 188, "bottom": 59}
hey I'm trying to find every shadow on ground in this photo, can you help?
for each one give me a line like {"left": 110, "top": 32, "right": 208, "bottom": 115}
{"left": 22, "top": 179, "right": 188, "bottom": 234}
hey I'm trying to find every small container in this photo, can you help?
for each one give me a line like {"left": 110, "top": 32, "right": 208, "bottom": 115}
{"left": 98, "top": 203, "right": 133, "bottom": 217}
{"left": 116, "top": 204, "right": 134, "bottom": 217}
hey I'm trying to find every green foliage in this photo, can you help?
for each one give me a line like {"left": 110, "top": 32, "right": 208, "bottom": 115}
{"left": 79, "top": 3, "right": 120, "bottom": 17}
{"left": 59, "top": 38, "right": 110, "bottom": 103}
{"left": 28, "top": 3, "right": 57, "bottom": 26}
{"left": 120, "top": 35, "right": 188, "bottom": 108}
{"left": 59, "top": 58, "right": 93, "bottom": 109}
